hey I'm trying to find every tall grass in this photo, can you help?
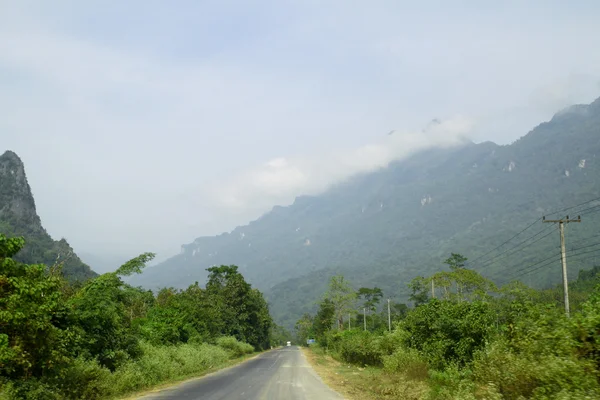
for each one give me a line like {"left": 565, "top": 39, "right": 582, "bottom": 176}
{"left": 215, "top": 336, "right": 255, "bottom": 358}
{"left": 3, "top": 337, "right": 254, "bottom": 400}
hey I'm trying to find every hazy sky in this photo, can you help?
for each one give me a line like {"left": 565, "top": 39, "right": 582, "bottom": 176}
{"left": 1, "top": 1, "right": 600, "bottom": 265}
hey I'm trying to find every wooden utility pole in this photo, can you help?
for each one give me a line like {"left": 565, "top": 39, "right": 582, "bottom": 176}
{"left": 387, "top": 298, "right": 391, "bottom": 332}
{"left": 543, "top": 215, "right": 581, "bottom": 317}
{"left": 363, "top": 308, "right": 367, "bottom": 331}
{"left": 431, "top": 278, "right": 435, "bottom": 299}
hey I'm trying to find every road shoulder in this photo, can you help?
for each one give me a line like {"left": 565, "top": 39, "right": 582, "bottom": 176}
{"left": 119, "top": 350, "right": 269, "bottom": 400}
{"left": 302, "top": 346, "right": 428, "bottom": 400}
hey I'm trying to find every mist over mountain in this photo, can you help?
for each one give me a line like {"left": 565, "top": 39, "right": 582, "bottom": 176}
{"left": 128, "top": 97, "right": 600, "bottom": 328}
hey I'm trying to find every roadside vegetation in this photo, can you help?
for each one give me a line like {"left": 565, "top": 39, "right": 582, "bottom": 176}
{"left": 0, "top": 234, "right": 288, "bottom": 400}
{"left": 298, "top": 253, "right": 600, "bottom": 399}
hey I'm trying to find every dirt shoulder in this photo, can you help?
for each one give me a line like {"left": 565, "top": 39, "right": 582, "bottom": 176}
{"left": 301, "top": 347, "right": 429, "bottom": 400}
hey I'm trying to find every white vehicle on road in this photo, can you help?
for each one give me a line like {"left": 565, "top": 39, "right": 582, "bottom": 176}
{"left": 286, "top": 341, "right": 291, "bottom": 347}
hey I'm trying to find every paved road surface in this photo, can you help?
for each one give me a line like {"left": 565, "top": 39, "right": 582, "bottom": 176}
{"left": 137, "top": 346, "right": 343, "bottom": 400}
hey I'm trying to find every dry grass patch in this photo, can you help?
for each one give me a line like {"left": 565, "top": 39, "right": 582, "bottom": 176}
{"left": 303, "top": 347, "right": 429, "bottom": 400}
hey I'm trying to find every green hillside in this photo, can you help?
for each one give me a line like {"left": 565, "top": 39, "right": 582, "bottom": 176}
{"left": 131, "top": 97, "right": 600, "bottom": 328}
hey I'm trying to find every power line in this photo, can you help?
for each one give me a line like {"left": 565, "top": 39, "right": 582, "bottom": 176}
{"left": 577, "top": 204, "right": 600, "bottom": 217}
{"left": 544, "top": 196, "right": 600, "bottom": 217}
{"left": 566, "top": 247, "right": 600, "bottom": 261}
{"left": 509, "top": 254, "right": 563, "bottom": 281}
{"left": 570, "top": 241, "right": 600, "bottom": 253}
{"left": 470, "top": 197, "right": 600, "bottom": 267}
{"left": 500, "top": 251, "right": 562, "bottom": 282}
{"left": 470, "top": 218, "right": 541, "bottom": 265}
{"left": 504, "top": 242, "right": 600, "bottom": 283}
{"left": 479, "top": 226, "right": 557, "bottom": 269}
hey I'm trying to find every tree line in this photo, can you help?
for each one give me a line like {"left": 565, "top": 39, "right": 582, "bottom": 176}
{"left": 295, "top": 253, "right": 600, "bottom": 399}
{"left": 0, "top": 234, "right": 285, "bottom": 399}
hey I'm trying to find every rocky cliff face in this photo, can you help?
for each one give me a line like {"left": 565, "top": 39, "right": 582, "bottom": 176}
{"left": 0, "top": 150, "right": 97, "bottom": 281}
{"left": 0, "top": 151, "right": 41, "bottom": 229}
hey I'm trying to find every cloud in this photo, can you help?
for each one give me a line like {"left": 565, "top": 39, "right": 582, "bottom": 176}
{"left": 1, "top": 1, "right": 599, "bottom": 263}
{"left": 204, "top": 116, "right": 474, "bottom": 215}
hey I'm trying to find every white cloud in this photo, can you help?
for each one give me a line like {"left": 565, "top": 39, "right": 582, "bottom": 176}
{"left": 1, "top": 1, "right": 599, "bottom": 263}
{"left": 205, "top": 116, "right": 474, "bottom": 215}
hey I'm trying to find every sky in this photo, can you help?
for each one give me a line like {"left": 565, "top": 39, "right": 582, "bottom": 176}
{"left": 1, "top": 1, "right": 600, "bottom": 268}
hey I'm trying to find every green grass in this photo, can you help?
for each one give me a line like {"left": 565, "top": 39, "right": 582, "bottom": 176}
{"left": 304, "top": 346, "right": 429, "bottom": 400}
{"left": 1, "top": 338, "right": 261, "bottom": 400}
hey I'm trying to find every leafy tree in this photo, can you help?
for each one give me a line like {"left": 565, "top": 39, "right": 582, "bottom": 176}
{"left": 68, "top": 253, "right": 155, "bottom": 370}
{"left": 0, "top": 234, "right": 74, "bottom": 379}
{"left": 294, "top": 313, "right": 314, "bottom": 345}
{"left": 313, "top": 298, "right": 335, "bottom": 341}
{"left": 408, "top": 276, "right": 429, "bottom": 306}
{"left": 391, "top": 302, "right": 409, "bottom": 322}
{"left": 205, "top": 265, "right": 272, "bottom": 349}
{"left": 270, "top": 323, "right": 291, "bottom": 347}
{"left": 325, "top": 275, "right": 357, "bottom": 329}
{"left": 444, "top": 253, "right": 467, "bottom": 271}
{"left": 357, "top": 287, "right": 383, "bottom": 312}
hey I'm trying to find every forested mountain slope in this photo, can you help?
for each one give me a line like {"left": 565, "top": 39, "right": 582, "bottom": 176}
{"left": 0, "top": 150, "right": 96, "bottom": 281}
{"left": 132, "top": 97, "right": 600, "bottom": 327}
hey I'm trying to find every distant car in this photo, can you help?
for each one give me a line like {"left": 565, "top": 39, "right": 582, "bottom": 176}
{"left": 286, "top": 341, "right": 291, "bottom": 347}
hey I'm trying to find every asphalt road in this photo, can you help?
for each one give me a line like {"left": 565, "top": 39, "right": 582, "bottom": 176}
{"left": 137, "top": 346, "right": 343, "bottom": 400}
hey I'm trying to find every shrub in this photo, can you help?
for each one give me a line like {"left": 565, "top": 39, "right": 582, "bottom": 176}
{"left": 400, "top": 300, "right": 495, "bottom": 370}
{"left": 383, "top": 347, "right": 428, "bottom": 381}
{"left": 109, "top": 341, "right": 231, "bottom": 395}
{"left": 374, "top": 329, "right": 409, "bottom": 357}
{"left": 472, "top": 339, "right": 600, "bottom": 400}
{"left": 327, "top": 330, "right": 383, "bottom": 366}
{"left": 53, "top": 358, "right": 112, "bottom": 400}
{"left": 215, "top": 336, "right": 255, "bottom": 358}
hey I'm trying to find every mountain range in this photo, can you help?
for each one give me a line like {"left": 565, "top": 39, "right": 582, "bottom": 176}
{"left": 130, "top": 97, "right": 600, "bottom": 328}
{"left": 2, "top": 97, "right": 599, "bottom": 329}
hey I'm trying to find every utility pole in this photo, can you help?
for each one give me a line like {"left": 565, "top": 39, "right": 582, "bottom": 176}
{"left": 363, "top": 308, "right": 367, "bottom": 331}
{"left": 431, "top": 278, "right": 435, "bottom": 299}
{"left": 543, "top": 215, "right": 581, "bottom": 317}
{"left": 348, "top": 314, "right": 351, "bottom": 330}
{"left": 387, "top": 298, "right": 391, "bottom": 332}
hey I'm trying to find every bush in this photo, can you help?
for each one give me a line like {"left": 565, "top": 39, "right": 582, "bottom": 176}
{"left": 0, "top": 341, "right": 236, "bottom": 400}
{"left": 472, "top": 339, "right": 600, "bottom": 400}
{"left": 53, "top": 358, "right": 112, "bottom": 400}
{"left": 374, "top": 329, "right": 409, "bottom": 357}
{"left": 2, "top": 358, "right": 111, "bottom": 400}
{"left": 400, "top": 300, "right": 495, "bottom": 370}
{"left": 109, "top": 341, "right": 230, "bottom": 395}
{"left": 383, "top": 347, "right": 428, "bottom": 381}
{"left": 215, "top": 336, "right": 255, "bottom": 358}
{"left": 327, "top": 330, "right": 383, "bottom": 366}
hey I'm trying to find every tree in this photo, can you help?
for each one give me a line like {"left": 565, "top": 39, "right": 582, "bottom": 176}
{"left": 270, "top": 323, "right": 291, "bottom": 347}
{"left": 294, "top": 313, "right": 314, "bottom": 345}
{"left": 313, "top": 298, "right": 335, "bottom": 340}
{"left": 408, "top": 276, "right": 429, "bottom": 306}
{"left": 357, "top": 287, "right": 383, "bottom": 312}
{"left": 431, "top": 254, "right": 497, "bottom": 302}
{"left": 325, "top": 275, "right": 357, "bottom": 329}
{"left": 68, "top": 252, "right": 155, "bottom": 370}
{"left": 444, "top": 253, "right": 468, "bottom": 271}
{"left": 357, "top": 287, "right": 383, "bottom": 329}
{"left": 205, "top": 265, "right": 272, "bottom": 349}
{"left": 0, "top": 234, "right": 73, "bottom": 379}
